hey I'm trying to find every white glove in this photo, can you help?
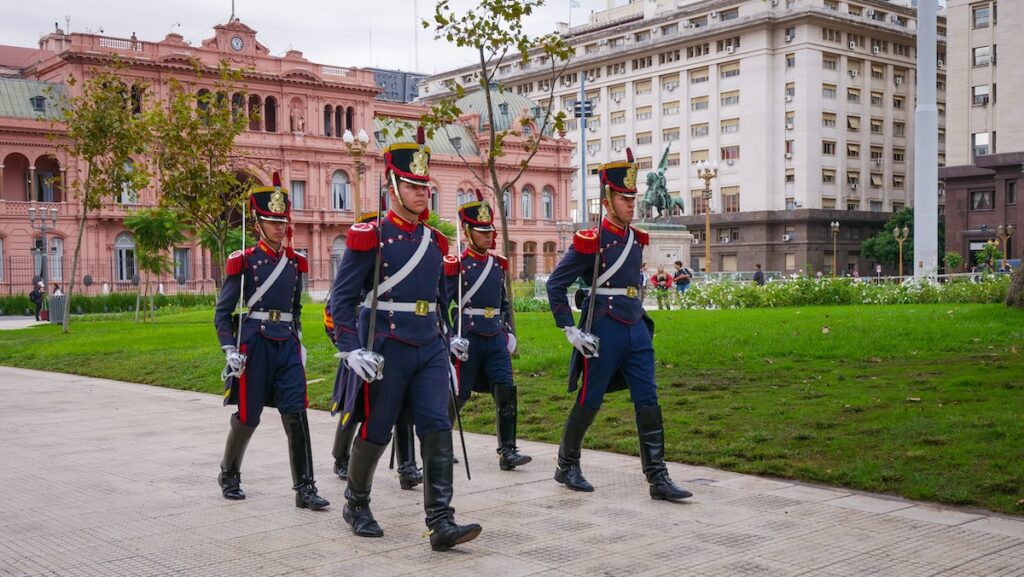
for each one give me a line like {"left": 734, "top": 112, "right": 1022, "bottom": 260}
{"left": 449, "top": 336, "right": 470, "bottom": 361}
{"left": 506, "top": 333, "right": 517, "bottom": 354}
{"left": 300, "top": 345, "right": 308, "bottom": 368}
{"left": 222, "top": 345, "right": 244, "bottom": 372}
{"left": 336, "top": 348, "right": 384, "bottom": 382}
{"left": 563, "top": 326, "right": 599, "bottom": 358}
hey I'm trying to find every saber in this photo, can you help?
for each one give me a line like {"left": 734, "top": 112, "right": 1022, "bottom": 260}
{"left": 364, "top": 179, "right": 386, "bottom": 353}
{"left": 584, "top": 186, "right": 607, "bottom": 336}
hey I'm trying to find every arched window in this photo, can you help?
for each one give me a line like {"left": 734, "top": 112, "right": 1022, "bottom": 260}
{"left": 331, "top": 170, "right": 351, "bottom": 210}
{"left": 130, "top": 84, "right": 143, "bottom": 115}
{"left": 522, "top": 241, "right": 538, "bottom": 279}
{"left": 33, "top": 236, "right": 64, "bottom": 282}
{"left": 346, "top": 107, "right": 355, "bottom": 131}
{"left": 542, "top": 186, "right": 554, "bottom": 219}
{"left": 335, "top": 105, "right": 343, "bottom": 138}
{"left": 521, "top": 186, "right": 534, "bottom": 219}
{"left": 455, "top": 188, "right": 465, "bottom": 208}
{"left": 196, "top": 89, "right": 210, "bottom": 113}
{"left": 324, "top": 105, "right": 333, "bottom": 137}
{"left": 113, "top": 232, "right": 136, "bottom": 282}
{"left": 231, "top": 92, "right": 245, "bottom": 121}
{"left": 0, "top": 236, "right": 4, "bottom": 281}
{"left": 503, "top": 189, "right": 513, "bottom": 218}
{"left": 430, "top": 186, "right": 440, "bottom": 213}
{"left": 264, "top": 96, "right": 277, "bottom": 132}
{"left": 543, "top": 241, "right": 557, "bottom": 273}
{"left": 330, "top": 235, "right": 346, "bottom": 280}
{"left": 248, "top": 95, "right": 261, "bottom": 131}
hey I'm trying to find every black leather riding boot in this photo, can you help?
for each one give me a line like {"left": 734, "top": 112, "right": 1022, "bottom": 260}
{"left": 494, "top": 385, "right": 532, "bottom": 470}
{"left": 421, "top": 430, "right": 482, "bottom": 551}
{"left": 281, "top": 412, "right": 330, "bottom": 510}
{"left": 332, "top": 419, "right": 358, "bottom": 480}
{"left": 554, "top": 403, "right": 599, "bottom": 492}
{"left": 219, "top": 413, "right": 256, "bottom": 500}
{"left": 635, "top": 404, "right": 692, "bottom": 501}
{"left": 395, "top": 423, "right": 423, "bottom": 490}
{"left": 344, "top": 437, "right": 387, "bottom": 537}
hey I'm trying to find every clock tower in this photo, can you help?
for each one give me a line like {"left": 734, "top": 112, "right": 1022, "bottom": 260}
{"left": 203, "top": 19, "right": 267, "bottom": 57}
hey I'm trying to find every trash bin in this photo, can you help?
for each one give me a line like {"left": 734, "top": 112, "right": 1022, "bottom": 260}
{"left": 49, "top": 295, "right": 66, "bottom": 324}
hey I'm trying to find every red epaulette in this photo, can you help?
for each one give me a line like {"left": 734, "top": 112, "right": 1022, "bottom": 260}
{"left": 443, "top": 255, "right": 460, "bottom": 277}
{"left": 573, "top": 229, "right": 599, "bottom": 254}
{"left": 425, "top": 224, "right": 450, "bottom": 255}
{"left": 346, "top": 221, "right": 379, "bottom": 251}
{"left": 494, "top": 254, "right": 509, "bottom": 271}
{"left": 632, "top": 227, "right": 649, "bottom": 246}
{"left": 225, "top": 249, "right": 246, "bottom": 276}
{"left": 289, "top": 249, "right": 309, "bottom": 273}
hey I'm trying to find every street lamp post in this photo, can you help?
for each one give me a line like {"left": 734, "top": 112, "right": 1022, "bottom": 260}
{"left": 830, "top": 220, "right": 840, "bottom": 277}
{"left": 342, "top": 128, "right": 370, "bottom": 216}
{"left": 693, "top": 160, "right": 719, "bottom": 273}
{"left": 996, "top": 224, "right": 1015, "bottom": 259}
{"left": 894, "top": 226, "right": 910, "bottom": 280}
{"left": 28, "top": 204, "right": 59, "bottom": 304}
{"left": 555, "top": 221, "right": 574, "bottom": 255}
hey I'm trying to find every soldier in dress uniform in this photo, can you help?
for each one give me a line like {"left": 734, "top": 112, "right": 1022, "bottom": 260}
{"left": 214, "top": 173, "right": 330, "bottom": 510}
{"left": 325, "top": 212, "right": 422, "bottom": 491}
{"left": 329, "top": 128, "right": 482, "bottom": 551}
{"left": 545, "top": 149, "right": 692, "bottom": 502}
{"left": 445, "top": 192, "right": 532, "bottom": 471}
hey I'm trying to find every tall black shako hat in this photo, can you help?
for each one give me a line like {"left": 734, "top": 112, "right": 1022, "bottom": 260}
{"left": 599, "top": 147, "right": 639, "bottom": 200}
{"left": 458, "top": 189, "right": 495, "bottom": 232}
{"left": 384, "top": 126, "right": 431, "bottom": 189}
{"left": 249, "top": 172, "right": 290, "bottom": 223}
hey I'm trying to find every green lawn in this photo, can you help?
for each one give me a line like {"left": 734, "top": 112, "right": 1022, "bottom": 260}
{"left": 2, "top": 304, "right": 1022, "bottom": 514}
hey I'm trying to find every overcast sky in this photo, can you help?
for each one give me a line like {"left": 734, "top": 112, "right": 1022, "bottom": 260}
{"left": 1, "top": 0, "right": 615, "bottom": 74}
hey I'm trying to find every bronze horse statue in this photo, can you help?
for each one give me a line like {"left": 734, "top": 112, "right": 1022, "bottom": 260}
{"left": 640, "top": 144, "right": 687, "bottom": 220}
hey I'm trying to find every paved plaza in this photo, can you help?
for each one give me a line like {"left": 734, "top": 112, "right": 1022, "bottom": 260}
{"left": 0, "top": 365, "right": 1022, "bottom": 577}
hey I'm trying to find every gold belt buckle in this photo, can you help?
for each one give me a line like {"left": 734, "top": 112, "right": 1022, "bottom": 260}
{"left": 484, "top": 307, "right": 496, "bottom": 318}
{"left": 414, "top": 300, "right": 429, "bottom": 316}
{"left": 626, "top": 286, "right": 639, "bottom": 299}
{"left": 268, "top": 309, "right": 281, "bottom": 322}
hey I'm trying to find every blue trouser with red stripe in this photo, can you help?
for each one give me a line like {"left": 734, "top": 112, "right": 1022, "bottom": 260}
{"left": 237, "top": 334, "right": 308, "bottom": 426}
{"left": 576, "top": 316, "right": 659, "bottom": 410}
{"left": 358, "top": 335, "right": 451, "bottom": 445}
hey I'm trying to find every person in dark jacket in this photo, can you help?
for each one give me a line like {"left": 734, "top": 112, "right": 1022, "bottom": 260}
{"left": 29, "top": 282, "right": 44, "bottom": 321}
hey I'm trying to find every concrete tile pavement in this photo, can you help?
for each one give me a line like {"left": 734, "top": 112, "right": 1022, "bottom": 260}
{"left": 0, "top": 365, "right": 1021, "bottom": 577}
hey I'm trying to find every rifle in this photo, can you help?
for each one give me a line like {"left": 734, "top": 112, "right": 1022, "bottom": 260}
{"left": 583, "top": 186, "right": 607, "bottom": 338}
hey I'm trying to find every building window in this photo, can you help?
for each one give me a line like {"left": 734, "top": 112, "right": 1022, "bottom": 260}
{"left": 822, "top": 198, "right": 836, "bottom": 209}
{"left": 331, "top": 170, "right": 351, "bottom": 210}
{"left": 892, "top": 202, "right": 904, "bottom": 212}
{"left": 662, "top": 129, "right": 679, "bottom": 142}
{"left": 973, "top": 46, "right": 991, "bottom": 67}
{"left": 662, "top": 101, "right": 680, "bottom": 116}
{"left": 822, "top": 84, "right": 836, "bottom": 99}
{"left": 1008, "top": 181, "right": 1017, "bottom": 205}
{"left": 721, "top": 118, "right": 739, "bottom": 134}
{"left": 785, "top": 169, "right": 795, "bottom": 183}
{"left": 720, "top": 91, "right": 740, "bottom": 106}
{"left": 720, "top": 62, "right": 740, "bottom": 79}
{"left": 173, "top": 248, "right": 192, "bottom": 282}
{"left": 720, "top": 146, "right": 740, "bottom": 161}
{"left": 870, "top": 173, "right": 883, "bottom": 188}
{"left": 847, "top": 201, "right": 860, "bottom": 211}
{"left": 785, "top": 53, "right": 795, "bottom": 68}
{"left": 973, "top": 6, "right": 991, "bottom": 28}
{"left": 542, "top": 187, "right": 553, "bottom": 219}
{"left": 822, "top": 141, "right": 836, "bottom": 155}
{"left": 894, "top": 122, "right": 905, "bottom": 137}
{"left": 973, "top": 85, "right": 990, "bottom": 105}
{"left": 290, "top": 180, "right": 305, "bottom": 210}
{"left": 691, "top": 190, "right": 708, "bottom": 215}
{"left": 114, "top": 232, "right": 136, "bottom": 283}
{"left": 721, "top": 187, "right": 739, "bottom": 213}
{"left": 636, "top": 132, "right": 653, "bottom": 145}
{"left": 520, "top": 186, "right": 533, "bottom": 219}
{"left": 430, "top": 186, "right": 440, "bottom": 213}
{"left": 893, "top": 96, "right": 905, "bottom": 110}
{"left": 504, "top": 190, "right": 512, "bottom": 218}
{"left": 690, "top": 68, "right": 709, "bottom": 84}
{"left": 893, "top": 149, "right": 905, "bottom": 163}
{"left": 117, "top": 160, "right": 137, "bottom": 204}
{"left": 0, "top": 237, "right": 3, "bottom": 281}
{"left": 720, "top": 8, "right": 739, "bottom": 21}
{"left": 635, "top": 106, "right": 653, "bottom": 121}
{"left": 690, "top": 149, "right": 709, "bottom": 163}
{"left": 691, "top": 96, "right": 709, "bottom": 111}
{"left": 822, "top": 54, "right": 838, "bottom": 70}
{"left": 822, "top": 113, "right": 836, "bottom": 128}
{"left": 611, "top": 135, "right": 627, "bottom": 149}
{"left": 892, "top": 175, "right": 905, "bottom": 188}
{"left": 870, "top": 118, "right": 883, "bottom": 134}
{"left": 847, "top": 88, "right": 860, "bottom": 104}
{"left": 634, "top": 79, "right": 652, "bottom": 94}
{"left": 847, "top": 143, "right": 860, "bottom": 158}
{"left": 973, "top": 132, "right": 990, "bottom": 159}
{"left": 870, "top": 201, "right": 883, "bottom": 212}
{"left": 848, "top": 172, "right": 860, "bottom": 186}
{"left": 822, "top": 169, "right": 836, "bottom": 184}
{"left": 847, "top": 116, "right": 860, "bottom": 132}
{"left": 971, "top": 190, "right": 993, "bottom": 211}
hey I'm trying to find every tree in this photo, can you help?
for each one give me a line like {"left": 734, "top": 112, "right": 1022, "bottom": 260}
{"left": 146, "top": 61, "right": 253, "bottom": 287}
{"left": 1007, "top": 267, "right": 1024, "bottom": 308}
{"left": 420, "top": 0, "right": 573, "bottom": 329}
{"left": 124, "top": 208, "right": 188, "bottom": 322}
{"left": 49, "top": 60, "right": 152, "bottom": 333}
{"left": 943, "top": 251, "right": 964, "bottom": 273}
{"left": 861, "top": 208, "right": 945, "bottom": 273}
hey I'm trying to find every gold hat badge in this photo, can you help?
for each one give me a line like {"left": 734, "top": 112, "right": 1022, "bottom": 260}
{"left": 268, "top": 190, "right": 287, "bottom": 213}
{"left": 624, "top": 164, "right": 638, "bottom": 190}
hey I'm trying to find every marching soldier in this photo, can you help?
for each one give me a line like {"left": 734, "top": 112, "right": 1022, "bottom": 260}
{"left": 446, "top": 192, "right": 532, "bottom": 471}
{"left": 324, "top": 212, "right": 422, "bottom": 490}
{"left": 545, "top": 150, "right": 692, "bottom": 502}
{"left": 329, "top": 128, "right": 481, "bottom": 551}
{"left": 214, "top": 173, "right": 329, "bottom": 510}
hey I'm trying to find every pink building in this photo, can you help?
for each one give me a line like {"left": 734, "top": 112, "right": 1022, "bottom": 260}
{"left": 0, "top": 20, "right": 573, "bottom": 296}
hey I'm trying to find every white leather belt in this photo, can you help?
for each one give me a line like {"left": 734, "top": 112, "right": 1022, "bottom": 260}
{"left": 250, "top": 310, "right": 294, "bottom": 322}
{"left": 463, "top": 306, "right": 499, "bottom": 318}
{"left": 587, "top": 287, "right": 641, "bottom": 298}
{"left": 365, "top": 300, "right": 437, "bottom": 315}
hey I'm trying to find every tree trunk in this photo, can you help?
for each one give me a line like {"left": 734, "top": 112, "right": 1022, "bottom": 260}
{"left": 1005, "top": 266, "right": 1024, "bottom": 308}
{"left": 62, "top": 207, "right": 89, "bottom": 334}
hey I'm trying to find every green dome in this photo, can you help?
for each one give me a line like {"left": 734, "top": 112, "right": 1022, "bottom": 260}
{"left": 455, "top": 88, "right": 548, "bottom": 134}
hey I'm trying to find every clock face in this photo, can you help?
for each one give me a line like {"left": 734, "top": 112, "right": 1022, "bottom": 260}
{"left": 522, "top": 125, "right": 533, "bottom": 136}
{"left": 230, "top": 36, "right": 244, "bottom": 51}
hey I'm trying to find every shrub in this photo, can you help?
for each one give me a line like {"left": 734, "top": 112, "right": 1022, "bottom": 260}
{"left": 0, "top": 292, "right": 217, "bottom": 316}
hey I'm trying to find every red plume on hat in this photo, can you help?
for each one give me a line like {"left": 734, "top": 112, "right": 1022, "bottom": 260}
{"left": 416, "top": 126, "right": 425, "bottom": 146}
{"left": 475, "top": 189, "right": 484, "bottom": 201}
{"left": 626, "top": 147, "right": 634, "bottom": 163}
{"left": 272, "top": 171, "right": 282, "bottom": 189}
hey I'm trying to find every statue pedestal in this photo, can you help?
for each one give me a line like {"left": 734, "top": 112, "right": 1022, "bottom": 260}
{"left": 635, "top": 223, "right": 693, "bottom": 269}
